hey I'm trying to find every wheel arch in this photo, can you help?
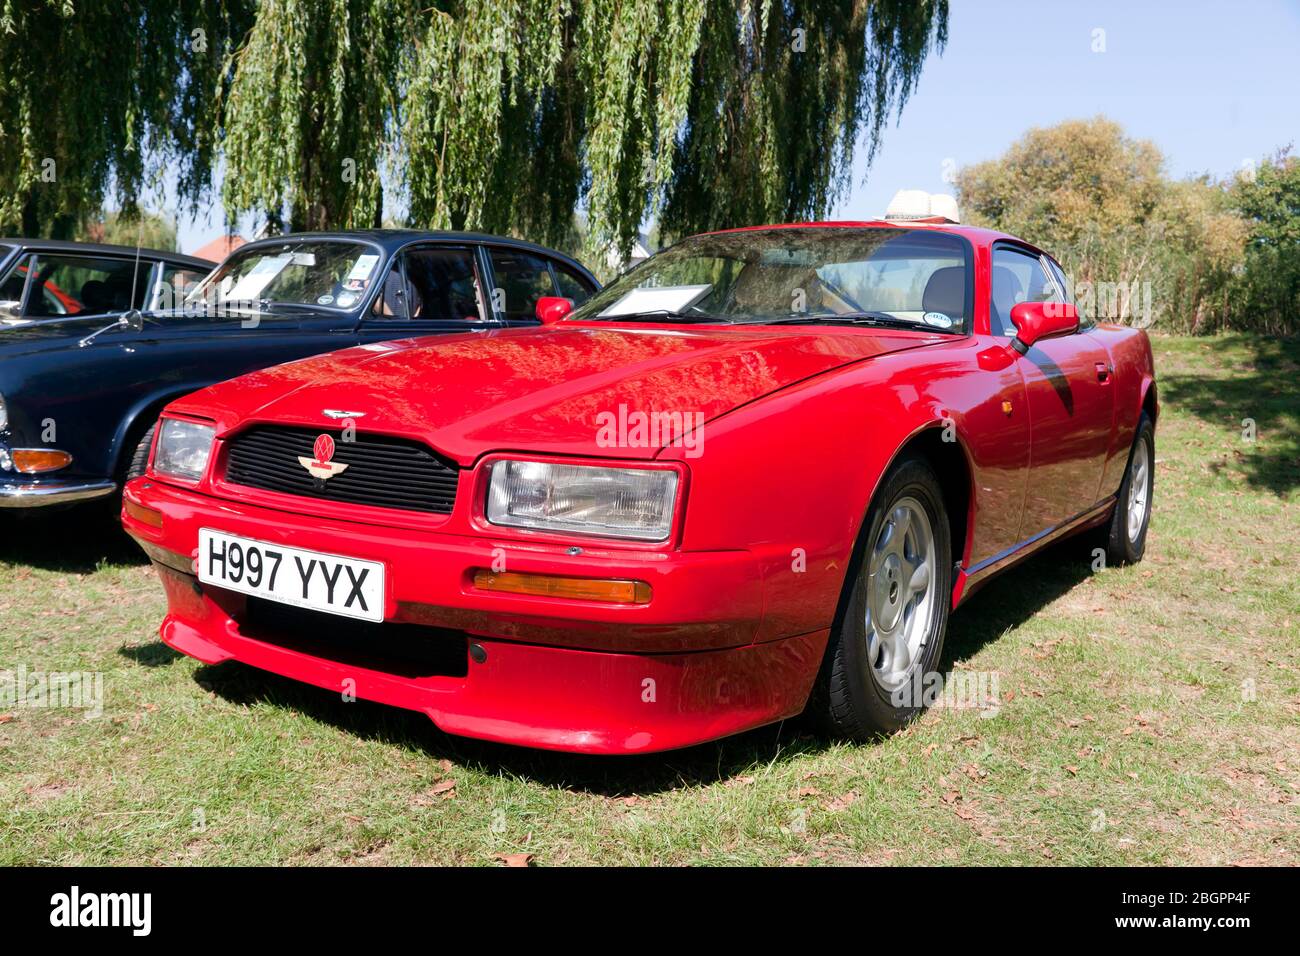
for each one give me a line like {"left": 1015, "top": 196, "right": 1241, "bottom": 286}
{"left": 1141, "top": 377, "right": 1158, "bottom": 425}
{"left": 108, "top": 384, "right": 216, "bottom": 478}
{"left": 832, "top": 421, "right": 976, "bottom": 634}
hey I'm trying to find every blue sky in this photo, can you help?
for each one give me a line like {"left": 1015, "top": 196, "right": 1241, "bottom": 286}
{"left": 833, "top": 0, "right": 1300, "bottom": 220}
{"left": 174, "top": 0, "right": 1300, "bottom": 253}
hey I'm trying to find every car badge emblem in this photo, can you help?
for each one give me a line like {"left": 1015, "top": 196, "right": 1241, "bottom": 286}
{"left": 298, "top": 434, "right": 349, "bottom": 482}
{"left": 322, "top": 409, "right": 365, "bottom": 420}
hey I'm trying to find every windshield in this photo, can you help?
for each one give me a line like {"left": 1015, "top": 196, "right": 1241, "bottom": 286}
{"left": 185, "top": 240, "right": 382, "bottom": 312}
{"left": 570, "top": 227, "right": 971, "bottom": 332}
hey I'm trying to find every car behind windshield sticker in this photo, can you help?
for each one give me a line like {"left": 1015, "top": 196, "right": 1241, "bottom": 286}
{"left": 348, "top": 254, "right": 379, "bottom": 282}
{"left": 317, "top": 294, "right": 335, "bottom": 305}
{"left": 337, "top": 293, "right": 357, "bottom": 308}
{"left": 923, "top": 311, "right": 954, "bottom": 329}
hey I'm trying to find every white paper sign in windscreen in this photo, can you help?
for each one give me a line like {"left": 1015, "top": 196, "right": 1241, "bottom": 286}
{"left": 225, "top": 254, "right": 292, "bottom": 303}
{"left": 598, "top": 284, "right": 713, "bottom": 317}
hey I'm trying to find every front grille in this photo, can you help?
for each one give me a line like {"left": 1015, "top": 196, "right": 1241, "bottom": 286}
{"left": 224, "top": 425, "right": 459, "bottom": 514}
{"left": 240, "top": 597, "right": 469, "bottom": 679}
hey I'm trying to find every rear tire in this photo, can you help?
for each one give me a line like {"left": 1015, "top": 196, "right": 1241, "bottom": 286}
{"left": 1100, "top": 412, "right": 1154, "bottom": 566}
{"left": 812, "top": 455, "right": 952, "bottom": 739}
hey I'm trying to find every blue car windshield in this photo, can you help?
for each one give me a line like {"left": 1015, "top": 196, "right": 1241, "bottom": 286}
{"left": 182, "top": 241, "right": 381, "bottom": 312}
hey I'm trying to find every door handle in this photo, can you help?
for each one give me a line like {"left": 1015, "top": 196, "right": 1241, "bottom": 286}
{"left": 1095, "top": 362, "right": 1112, "bottom": 383}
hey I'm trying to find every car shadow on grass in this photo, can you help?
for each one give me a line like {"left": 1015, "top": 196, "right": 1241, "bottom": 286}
{"left": 191, "top": 657, "right": 826, "bottom": 796}
{"left": 940, "top": 536, "right": 1096, "bottom": 669}
{"left": 188, "top": 537, "right": 1100, "bottom": 796}
{"left": 1159, "top": 333, "right": 1300, "bottom": 497}
{"left": 0, "top": 503, "right": 146, "bottom": 573}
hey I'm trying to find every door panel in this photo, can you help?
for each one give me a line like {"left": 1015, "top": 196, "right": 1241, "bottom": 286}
{"left": 1016, "top": 333, "right": 1114, "bottom": 533}
{"left": 991, "top": 245, "right": 1114, "bottom": 538}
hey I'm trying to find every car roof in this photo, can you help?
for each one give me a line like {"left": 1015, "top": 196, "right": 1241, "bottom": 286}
{"left": 237, "top": 229, "right": 594, "bottom": 273}
{"left": 0, "top": 237, "right": 214, "bottom": 268}
{"left": 697, "top": 220, "right": 1045, "bottom": 255}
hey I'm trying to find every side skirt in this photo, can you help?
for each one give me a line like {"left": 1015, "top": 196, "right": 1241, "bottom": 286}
{"left": 950, "top": 496, "right": 1116, "bottom": 608}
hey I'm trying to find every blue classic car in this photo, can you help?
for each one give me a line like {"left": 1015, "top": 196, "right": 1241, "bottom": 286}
{"left": 0, "top": 230, "right": 598, "bottom": 509}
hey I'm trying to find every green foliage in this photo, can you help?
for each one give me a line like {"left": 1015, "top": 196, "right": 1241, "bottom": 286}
{"left": 661, "top": 0, "right": 948, "bottom": 247}
{"left": 0, "top": 1, "right": 947, "bottom": 259}
{"left": 1227, "top": 150, "right": 1300, "bottom": 335}
{"left": 75, "top": 210, "right": 178, "bottom": 251}
{"left": 956, "top": 117, "right": 1257, "bottom": 334}
{"left": 0, "top": 1, "right": 254, "bottom": 239}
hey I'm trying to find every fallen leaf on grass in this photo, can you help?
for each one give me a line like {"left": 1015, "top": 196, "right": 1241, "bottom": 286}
{"left": 413, "top": 779, "right": 457, "bottom": 805}
{"left": 493, "top": 853, "right": 533, "bottom": 867}
{"left": 824, "top": 791, "right": 859, "bottom": 812}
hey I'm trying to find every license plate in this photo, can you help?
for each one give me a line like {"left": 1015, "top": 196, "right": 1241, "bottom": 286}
{"left": 197, "top": 529, "right": 385, "bottom": 622}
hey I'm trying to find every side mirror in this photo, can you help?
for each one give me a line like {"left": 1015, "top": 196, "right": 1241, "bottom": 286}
{"left": 0, "top": 300, "right": 22, "bottom": 320}
{"left": 535, "top": 296, "right": 574, "bottom": 324}
{"left": 120, "top": 308, "right": 145, "bottom": 332}
{"left": 1009, "top": 302, "right": 1077, "bottom": 354}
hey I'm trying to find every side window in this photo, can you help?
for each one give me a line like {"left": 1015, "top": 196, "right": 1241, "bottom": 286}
{"left": 489, "top": 250, "right": 557, "bottom": 322}
{"left": 989, "top": 246, "right": 1060, "bottom": 337}
{"left": 552, "top": 262, "right": 595, "bottom": 306}
{"left": 1044, "top": 257, "right": 1087, "bottom": 328}
{"left": 394, "top": 247, "right": 483, "bottom": 321}
{"left": 24, "top": 255, "right": 147, "bottom": 317}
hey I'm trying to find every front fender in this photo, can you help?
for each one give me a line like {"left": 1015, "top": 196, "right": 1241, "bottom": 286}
{"left": 107, "top": 382, "right": 219, "bottom": 477}
{"left": 661, "top": 337, "right": 1001, "bottom": 643}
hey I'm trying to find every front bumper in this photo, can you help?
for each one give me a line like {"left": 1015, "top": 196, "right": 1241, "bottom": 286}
{"left": 123, "top": 477, "right": 826, "bottom": 754}
{"left": 0, "top": 476, "right": 116, "bottom": 508}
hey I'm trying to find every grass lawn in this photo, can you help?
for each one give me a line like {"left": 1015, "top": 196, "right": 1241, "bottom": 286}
{"left": 1, "top": 333, "right": 1296, "bottom": 866}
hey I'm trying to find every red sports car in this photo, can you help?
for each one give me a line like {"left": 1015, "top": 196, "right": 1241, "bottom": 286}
{"left": 123, "top": 219, "right": 1156, "bottom": 754}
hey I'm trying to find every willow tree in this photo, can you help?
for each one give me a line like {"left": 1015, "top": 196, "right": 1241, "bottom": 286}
{"left": 0, "top": 1, "right": 252, "bottom": 238}
{"left": 219, "top": 0, "right": 948, "bottom": 256}
{"left": 2, "top": 1, "right": 947, "bottom": 255}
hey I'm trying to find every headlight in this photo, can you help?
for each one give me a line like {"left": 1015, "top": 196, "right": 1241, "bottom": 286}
{"left": 0, "top": 392, "right": 8, "bottom": 431}
{"left": 153, "top": 418, "right": 215, "bottom": 481}
{"left": 486, "top": 460, "right": 679, "bottom": 541}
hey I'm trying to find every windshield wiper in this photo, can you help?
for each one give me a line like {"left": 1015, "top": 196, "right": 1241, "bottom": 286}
{"left": 594, "top": 308, "right": 728, "bottom": 324}
{"left": 742, "top": 311, "right": 948, "bottom": 332}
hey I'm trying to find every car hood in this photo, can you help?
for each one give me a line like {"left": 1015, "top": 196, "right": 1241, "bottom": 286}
{"left": 176, "top": 322, "right": 942, "bottom": 464}
{"left": 0, "top": 310, "right": 307, "bottom": 357}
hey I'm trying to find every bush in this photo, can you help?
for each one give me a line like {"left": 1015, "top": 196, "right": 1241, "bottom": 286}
{"left": 954, "top": 117, "right": 1297, "bottom": 335}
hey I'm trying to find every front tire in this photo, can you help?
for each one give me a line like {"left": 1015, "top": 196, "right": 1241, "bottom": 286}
{"left": 125, "top": 420, "right": 158, "bottom": 482}
{"left": 813, "top": 455, "right": 952, "bottom": 739}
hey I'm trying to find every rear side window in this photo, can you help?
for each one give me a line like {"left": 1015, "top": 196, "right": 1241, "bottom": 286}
{"left": 990, "top": 246, "right": 1061, "bottom": 337}
{"left": 154, "top": 263, "right": 209, "bottom": 311}
{"left": 23, "top": 254, "right": 148, "bottom": 317}
{"left": 489, "top": 250, "right": 558, "bottom": 322}
{"left": 0, "top": 253, "right": 30, "bottom": 310}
